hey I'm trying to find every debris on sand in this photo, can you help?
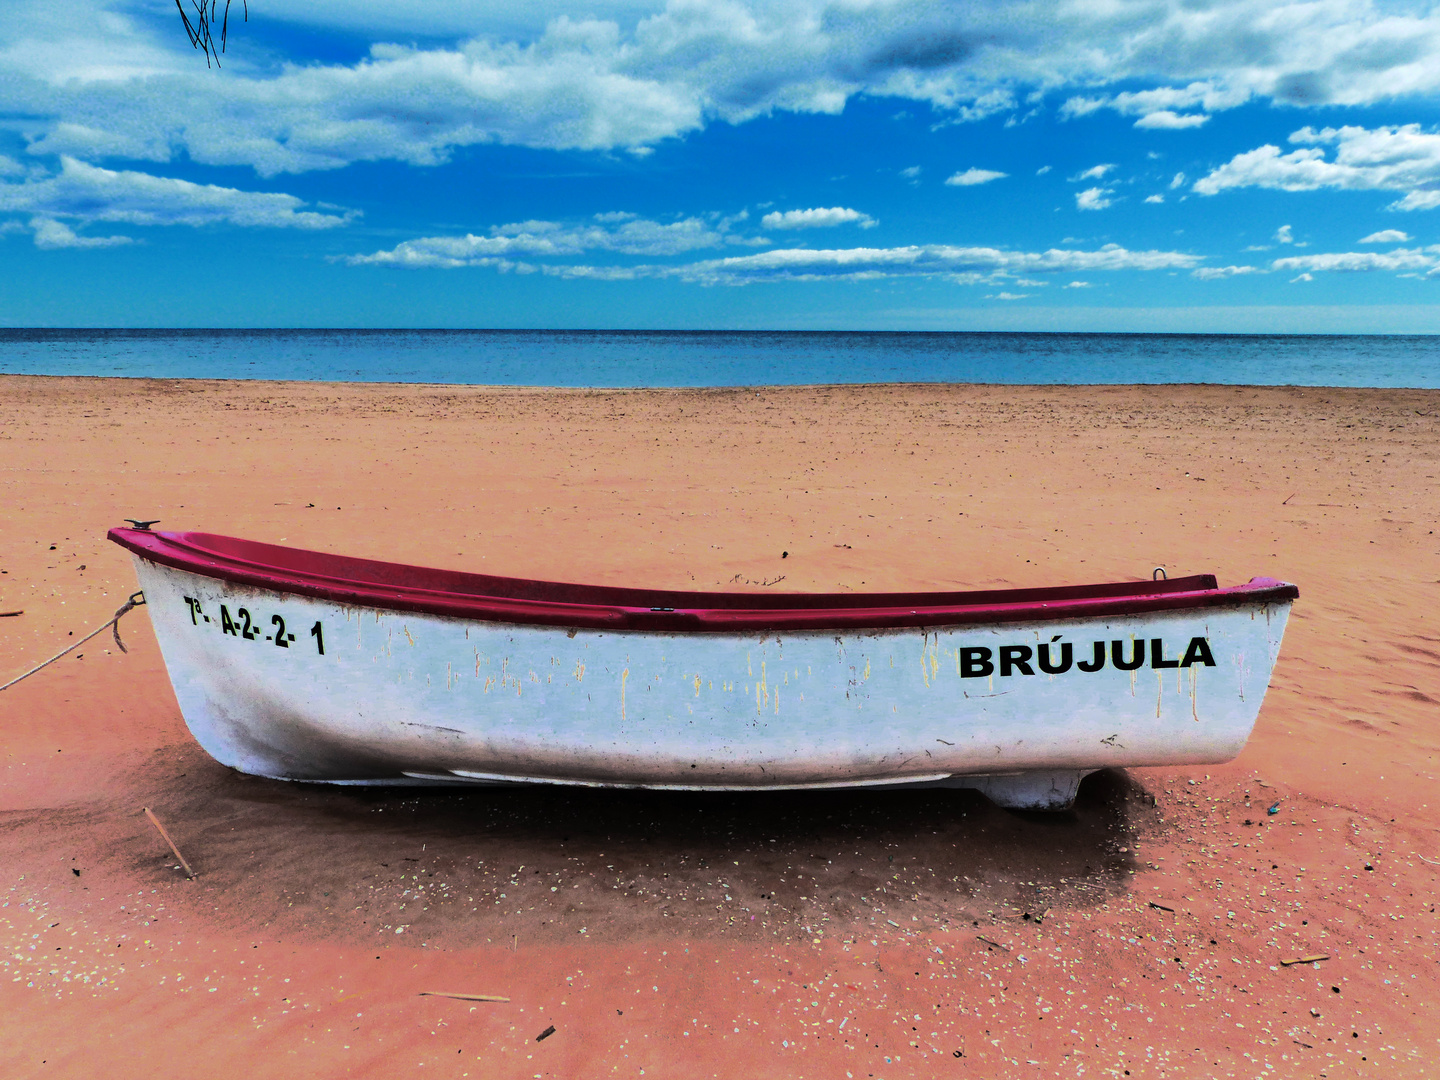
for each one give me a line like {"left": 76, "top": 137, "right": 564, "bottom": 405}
{"left": 418, "top": 992, "right": 511, "bottom": 1003}
{"left": 143, "top": 807, "right": 196, "bottom": 879}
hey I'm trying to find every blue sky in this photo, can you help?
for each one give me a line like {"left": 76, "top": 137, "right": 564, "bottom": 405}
{"left": 4, "top": 1, "right": 1440, "bottom": 330}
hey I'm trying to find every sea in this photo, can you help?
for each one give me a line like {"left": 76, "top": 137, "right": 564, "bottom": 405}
{"left": 1, "top": 329, "right": 1437, "bottom": 388}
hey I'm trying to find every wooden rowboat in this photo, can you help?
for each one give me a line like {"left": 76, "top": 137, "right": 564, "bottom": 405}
{"left": 110, "top": 527, "right": 1297, "bottom": 810}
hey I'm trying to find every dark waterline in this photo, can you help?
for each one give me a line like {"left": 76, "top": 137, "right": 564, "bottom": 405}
{"left": 2, "top": 328, "right": 1437, "bottom": 388}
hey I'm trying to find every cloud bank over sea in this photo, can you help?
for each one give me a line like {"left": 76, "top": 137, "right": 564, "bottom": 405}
{"left": 3, "top": 0, "right": 1440, "bottom": 327}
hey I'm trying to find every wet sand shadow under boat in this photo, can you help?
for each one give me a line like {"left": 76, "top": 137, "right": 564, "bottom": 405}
{"left": 39, "top": 748, "right": 1170, "bottom": 948}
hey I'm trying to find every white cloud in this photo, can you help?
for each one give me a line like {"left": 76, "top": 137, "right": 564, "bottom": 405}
{"left": 350, "top": 232, "right": 1203, "bottom": 284}
{"left": 0, "top": 156, "right": 352, "bottom": 229}
{"left": 1134, "top": 111, "right": 1208, "bottom": 130}
{"left": 1274, "top": 224, "right": 1294, "bottom": 244}
{"left": 1391, "top": 190, "right": 1440, "bottom": 211}
{"left": 12, "top": 1, "right": 1440, "bottom": 175}
{"left": 1192, "top": 265, "right": 1258, "bottom": 280}
{"left": 1144, "top": 194, "right": 1164, "bottom": 204}
{"left": 1194, "top": 125, "right": 1440, "bottom": 211}
{"left": 1036, "top": 165, "right": 1052, "bottom": 176}
{"left": 986, "top": 292, "right": 1029, "bottom": 300}
{"left": 1076, "top": 187, "right": 1113, "bottom": 211}
{"left": 222, "top": 2, "right": 650, "bottom": 41}
{"left": 1074, "top": 164, "right": 1115, "bottom": 181}
{"left": 0, "top": 156, "right": 354, "bottom": 247}
{"left": 344, "top": 237, "right": 513, "bottom": 270}
{"left": 662, "top": 242, "right": 1201, "bottom": 285}
{"left": 346, "top": 213, "right": 729, "bottom": 266}
{"left": 945, "top": 168, "right": 1007, "bottom": 187}
{"left": 760, "top": 207, "right": 876, "bottom": 230}
{"left": 1170, "top": 172, "right": 1186, "bottom": 189}
{"left": 900, "top": 166, "right": 922, "bottom": 179}
{"left": 1290, "top": 273, "right": 1314, "bottom": 282}
{"left": 30, "top": 217, "right": 132, "bottom": 249}
{"left": 0, "top": 0, "right": 185, "bottom": 85}
{"left": 16, "top": 19, "right": 706, "bottom": 173}
{"left": 1057, "top": 97, "right": 1108, "bottom": 120}
{"left": 1063, "top": 280, "right": 1090, "bottom": 288}
{"left": 1360, "top": 229, "right": 1410, "bottom": 243}
{"left": 1062, "top": 82, "right": 1241, "bottom": 126}
{"left": 1272, "top": 247, "right": 1440, "bottom": 273}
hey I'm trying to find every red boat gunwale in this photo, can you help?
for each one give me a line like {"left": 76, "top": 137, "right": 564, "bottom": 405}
{"left": 109, "top": 528, "right": 1299, "bottom": 632}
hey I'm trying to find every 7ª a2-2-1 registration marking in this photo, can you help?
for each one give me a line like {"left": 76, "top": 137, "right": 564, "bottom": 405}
{"left": 183, "top": 595, "right": 324, "bottom": 655}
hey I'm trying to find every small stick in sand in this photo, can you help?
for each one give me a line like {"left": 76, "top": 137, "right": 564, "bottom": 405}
{"left": 975, "top": 934, "right": 1011, "bottom": 952}
{"left": 142, "top": 807, "right": 196, "bottom": 879}
{"left": 1148, "top": 901, "right": 1176, "bottom": 913}
{"left": 1280, "top": 954, "right": 1330, "bottom": 966}
{"left": 0, "top": 610, "right": 23, "bottom": 618}
{"left": 418, "top": 992, "right": 511, "bottom": 1002}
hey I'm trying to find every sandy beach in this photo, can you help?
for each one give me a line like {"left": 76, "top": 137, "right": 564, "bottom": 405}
{"left": 1, "top": 374, "right": 1437, "bottom": 1079}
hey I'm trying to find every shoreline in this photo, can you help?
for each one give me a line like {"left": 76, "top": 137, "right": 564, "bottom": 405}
{"left": 6, "top": 370, "right": 1440, "bottom": 392}
{"left": 5, "top": 325, "right": 1440, "bottom": 335}
{"left": 7, "top": 328, "right": 1440, "bottom": 392}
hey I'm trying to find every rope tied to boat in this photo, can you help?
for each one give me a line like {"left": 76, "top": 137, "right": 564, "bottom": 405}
{"left": 0, "top": 591, "right": 145, "bottom": 693}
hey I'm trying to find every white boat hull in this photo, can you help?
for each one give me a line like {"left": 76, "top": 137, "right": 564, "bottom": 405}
{"left": 130, "top": 557, "right": 1292, "bottom": 809}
